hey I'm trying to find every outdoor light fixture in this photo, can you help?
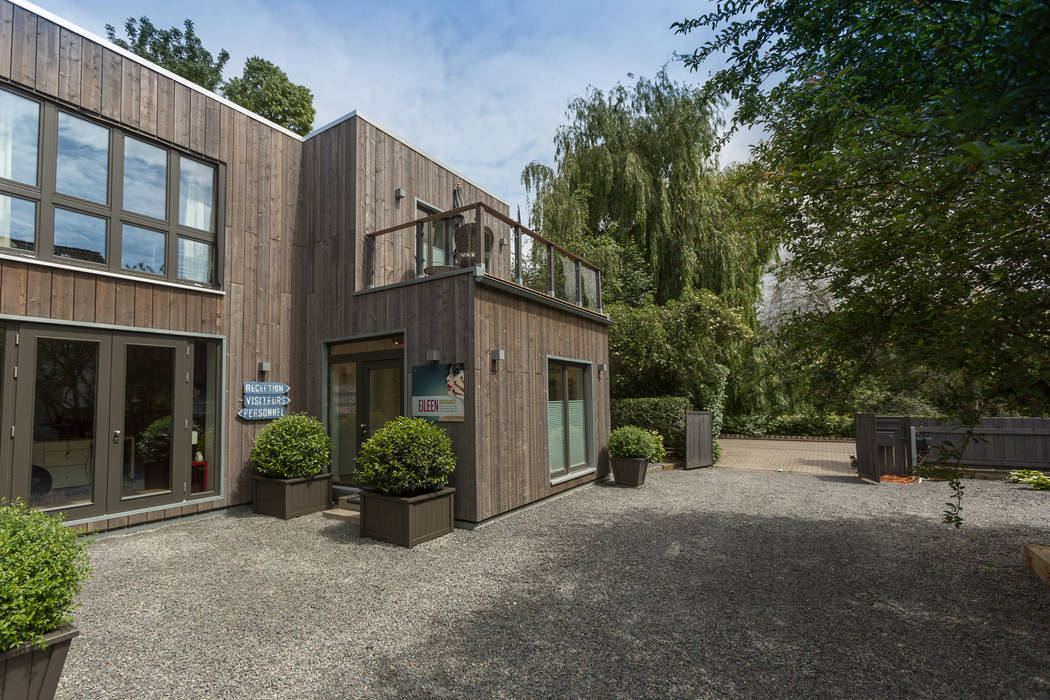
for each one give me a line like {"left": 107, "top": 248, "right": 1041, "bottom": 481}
{"left": 392, "top": 337, "right": 402, "bottom": 345}
{"left": 490, "top": 349, "right": 505, "bottom": 370}
{"left": 258, "top": 361, "right": 271, "bottom": 374}
{"left": 394, "top": 187, "right": 407, "bottom": 200}
{"left": 426, "top": 350, "right": 440, "bottom": 362}
{"left": 598, "top": 363, "right": 607, "bottom": 373}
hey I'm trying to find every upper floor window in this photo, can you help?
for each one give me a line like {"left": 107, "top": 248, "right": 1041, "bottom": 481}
{"left": 0, "top": 87, "right": 222, "bottom": 288}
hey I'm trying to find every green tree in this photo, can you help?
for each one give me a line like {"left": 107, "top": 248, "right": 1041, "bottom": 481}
{"left": 222, "top": 57, "right": 316, "bottom": 136}
{"left": 105, "top": 17, "right": 229, "bottom": 91}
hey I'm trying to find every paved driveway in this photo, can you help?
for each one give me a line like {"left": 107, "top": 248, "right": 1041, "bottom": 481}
{"left": 718, "top": 437, "right": 855, "bottom": 475}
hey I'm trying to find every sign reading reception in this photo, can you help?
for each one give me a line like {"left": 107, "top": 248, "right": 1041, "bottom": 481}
{"left": 239, "top": 382, "right": 290, "bottom": 420}
{"left": 412, "top": 363, "right": 465, "bottom": 422}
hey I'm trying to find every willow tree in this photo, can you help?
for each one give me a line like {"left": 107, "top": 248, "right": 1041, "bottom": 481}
{"left": 522, "top": 70, "right": 772, "bottom": 306}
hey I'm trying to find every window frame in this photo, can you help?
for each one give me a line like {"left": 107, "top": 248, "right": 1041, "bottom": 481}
{"left": 545, "top": 357, "right": 595, "bottom": 480}
{"left": 0, "top": 85, "right": 225, "bottom": 289}
{"left": 415, "top": 198, "right": 450, "bottom": 271}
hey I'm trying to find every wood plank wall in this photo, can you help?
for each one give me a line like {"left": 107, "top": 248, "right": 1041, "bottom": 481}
{"left": 0, "top": 2, "right": 301, "bottom": 528}
{"left": 473, "top": 284, "right": 610, "bottom": 521}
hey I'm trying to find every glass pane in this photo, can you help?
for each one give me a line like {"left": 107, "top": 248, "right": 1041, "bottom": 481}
{"left": 177, "top": 237, "right": 214, "bottom": 284}
{"left": 54, "top": 207, "right": 106, "bottom": 263}
{"left": 0, "top": 193, "right": 36, "bottom": 252}
{"left": 521, "top": 235, "right": 548, "bottom": 294}
{"left": 554, "top": 253, "right": 576, "bottom": 302}
{"left": 56, "top": 112, "right": 109, "bottom": 203}
{"left": 580, "top": 266, "right": 599, "bottom": 310}
{"left": 30, "top": 338, "right": 98, "bottom": 509}
{"left": 428, "top": 220, "right": 448, "bottom": 266}
{"left": 328, "top": 360, "right": 357, "bottom": 482}
{"left": 191, "top": 340, "right": 218, "bottom": 493}
{"left": 548, "top": 364, "right": 565, "bottom": 475}
{"left": 369, "top": 366, "right": 401, "bottom": 433}
{"left": 122, "top": 345, "right": 174, "bottom": 498}
{"left": 179, "top": 157, "right": 214, "bottom": 231}
{"left": 122, "top": 224, "right": 165, "bottom": 275}
{"left": 0, "top": 89, "right": 39, "bottom": 185}
{"left": 123, "top": 137, "right": 167, "bottom": 219}
{"left": 566, "top": 366, "right": 587, "bottom": 468}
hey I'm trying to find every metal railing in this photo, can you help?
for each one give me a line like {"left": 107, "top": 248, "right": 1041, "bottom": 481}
{"left": 363, "top": 202, "right": 603, "bottom": 313}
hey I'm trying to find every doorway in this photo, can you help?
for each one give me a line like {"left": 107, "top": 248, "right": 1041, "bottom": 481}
{"left": 326, "top": 336, "right": 404, "bottom": 485}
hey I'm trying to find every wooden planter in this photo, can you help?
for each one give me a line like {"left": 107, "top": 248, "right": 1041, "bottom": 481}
{"left": 252, "top": 472, "right": 332, "bottom": 519}
{"left": 611, "top": 457, "right": 648, "bottom": 487}
{"left": 0, "top": 624, "right": 79, "bottom": 700}
{"left": 360, "top": 487, "right": 455, "bottom": 548}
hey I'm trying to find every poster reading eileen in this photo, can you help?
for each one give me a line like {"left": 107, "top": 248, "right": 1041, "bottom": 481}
{"left": 411, "top": 363, "right": 465, "bottom": 422}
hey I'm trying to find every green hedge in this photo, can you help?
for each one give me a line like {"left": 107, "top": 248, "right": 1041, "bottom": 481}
{"left": 611, "top": 397, "right": 690, "bottom": 452}
{"left": 721, "top": 413, "right": 854, "bottom": 438}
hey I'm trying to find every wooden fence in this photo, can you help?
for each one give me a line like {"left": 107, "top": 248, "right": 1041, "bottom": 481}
{"left": 685, "top": 411, "right": 714, "bottom": 469}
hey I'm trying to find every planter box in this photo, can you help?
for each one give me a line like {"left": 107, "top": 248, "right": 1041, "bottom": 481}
{"left": 252, "top": 472, "right": 332, "bottom": 519}
{"left": 611, "top": 457, "right": 648, "bottom": 487}
{"left": 0, "top": 624, "right": 79, "bottom": 700}
{"left": 360, "top": 487, "right": 455, "bottom": 548}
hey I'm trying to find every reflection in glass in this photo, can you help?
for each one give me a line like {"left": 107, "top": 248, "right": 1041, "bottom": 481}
{"left": 123, "top": 137, "right": 167, "bottom": 219}
{"left": 580, "top": 266, "right": 599, "bottom": 310}
{"left": 0, "top": 193, "right": 36, "bottom": 251}
{"left": 121, "top": 224, "right": 165, "bottom": 275}
{"left": 177, "top": 237, "right": 214, "bottom": 284}
{"left": 0, "top": 89, "right": 39, "bottom": 185}
{"left": 566, "top": 365, "right": 587, "bottom": 468}
{"left": 554, "top": 252, "right": 576, "bottom": 302}
{"left": 56, "top": 112, "right": 109, "bottom": 203}
{"left": 54, "top": 207, "right": 106, "bottom": 263}
{"left": 328, "top": 360, "right": 357, "bottom": 482}
{"left": 191, "top": 340, "right": 218, "bottom": 493}
{"left": 30, "top": 338, "right": 98, "bottom": 509}
{"left": 369, "top": 367, "right": 401, "bottom": 434}
{"left": 179, "top": 157, "right": 214, "bottom": 231}
{"left": 122, "top": 345, "right": 174, "bottom": 498}
{"left": 548, "top": 365, "right": 565, "bottom": 475}
{"left": 520, "top": 235, "right": 548, "bottom": 294}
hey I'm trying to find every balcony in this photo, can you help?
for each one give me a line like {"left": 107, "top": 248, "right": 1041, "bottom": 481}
{"left": 363, "top": 202, "right": 603, "bottom": 313}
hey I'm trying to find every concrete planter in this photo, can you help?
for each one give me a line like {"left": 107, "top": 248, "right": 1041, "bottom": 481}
{"left": 360, "top": 487, "right": 455, "bottom": 548}
{"left": 252, "top": 472, "right": 332, "bottom": 519}
{"left": 611, "top": 457, "right": 648, "bottom": 487}
{"left": 0, "top": 624, "right": 79, "bottom": 700}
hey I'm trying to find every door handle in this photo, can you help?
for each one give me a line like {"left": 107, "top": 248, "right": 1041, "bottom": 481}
{"left": 112, "top": 429, "right": 121, "bottom": 444}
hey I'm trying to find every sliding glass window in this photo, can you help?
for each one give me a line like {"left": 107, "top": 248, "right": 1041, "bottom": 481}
{"left": 547, "top": 359, "right": 593, "bottom": 478}
{"left": 0, "top": 85, "right": 223, "bottom": 288}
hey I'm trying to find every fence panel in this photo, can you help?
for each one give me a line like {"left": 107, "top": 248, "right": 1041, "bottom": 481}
{"left": 914, "top": 417, "right": 1050, "bottom": 469}
{"left": 686, "top": 411, "right": 713, "bottom": 469}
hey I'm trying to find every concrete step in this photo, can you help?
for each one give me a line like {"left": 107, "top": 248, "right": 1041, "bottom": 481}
{"left": 322, "top": 508, "right": 359, "bottom": 522}
{"left": 336, "top": 494, "right": 360, "bottom": 511}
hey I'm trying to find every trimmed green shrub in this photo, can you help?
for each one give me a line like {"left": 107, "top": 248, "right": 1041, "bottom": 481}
{"left": 724, "top": 413, "right": 853, "bottom": 438}
{"left": 611, "top": 397, "right": 690, "bottom": 452}
{"left": 722, "top": 414, "right": 769, "bottom": 436}
{"left": 609, "top": 425, "right": 660, "bottom": 461}
{"left": 0, "top": 501, "right": 90, "bottom": 651}
{"left": 353, "top": 416, "right": 456, "bottom": 496}
{"left": 251, "top": 413, "right": 332, "bottom": 479}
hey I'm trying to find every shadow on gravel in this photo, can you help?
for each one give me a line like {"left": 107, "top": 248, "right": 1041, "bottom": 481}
{"left": 812, "top": 474, "right": 876, "bottom": 485}
{"left": 329, "top": 509, "right": 1050, "bottom": 698}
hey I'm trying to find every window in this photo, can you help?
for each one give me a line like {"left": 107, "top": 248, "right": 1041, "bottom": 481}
{"left": 547, "top": 360, "right": 592, "bottom": 478}
{"left": 0, "top": 86, "right": 223, "bottom": 287}
{"left": 417, "top": 202, "right": 449, "bottom": 269}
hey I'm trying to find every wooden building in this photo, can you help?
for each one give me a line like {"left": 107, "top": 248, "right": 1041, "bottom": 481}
{"left": 0, "top": 0, "right": 610, "bottom": 530}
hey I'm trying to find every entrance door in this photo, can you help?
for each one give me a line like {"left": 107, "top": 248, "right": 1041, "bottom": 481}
{"left": 8, "top": 325, "right": 192, "bottom": 519}
{"left": 327, "top": 351, "right": 403, "bottom": 485}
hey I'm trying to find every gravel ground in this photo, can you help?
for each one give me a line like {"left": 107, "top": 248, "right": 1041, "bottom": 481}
{"left": 59, "top": 468, "right": 1050, "bottom": 699}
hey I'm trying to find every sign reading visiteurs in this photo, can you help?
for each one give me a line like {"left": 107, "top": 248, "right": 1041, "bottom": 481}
{"left": 412, "top": 364, "right": 465, "bottom": 422}
{"left": 239, "top": 382, "right": 290, "bottom": 420}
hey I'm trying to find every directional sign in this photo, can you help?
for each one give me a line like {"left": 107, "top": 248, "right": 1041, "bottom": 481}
{"left": 238, "top": 406, "right": 287, "bottom": 420}
{"left": 243, "top": 394, "right": 291, "bottom": 408}
{"left": 243, "top": 382, "right": 290, "bottom": 395}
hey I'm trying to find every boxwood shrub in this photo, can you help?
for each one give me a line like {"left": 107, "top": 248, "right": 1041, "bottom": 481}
{"left": 611, "top": 397, "right": 690, "bottom": 452}
{"left": 0, "top": 501, "right": 90, "bottom": 651}
{"left": 608, "top": 425, "right": 664, "bottom": 462}
{"left": 353, "top": 416, "right": 456, "bottom": 497}
{"left": 251, "top": 413, "right": 332, "bottom": 479}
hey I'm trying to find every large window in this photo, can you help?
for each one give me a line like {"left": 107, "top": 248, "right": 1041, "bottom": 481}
{"left": 0, "top": 86, "right": 223, "bottom": 287}
{"left": 547, "top": 360, "right": 592, "bottom": 478}
{"left": 417, "top": 202, "right": 449, "bottom": 270}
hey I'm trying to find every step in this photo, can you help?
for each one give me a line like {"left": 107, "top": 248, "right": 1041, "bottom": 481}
{"left": 322, "top": 508, "right": 359, "bottom": 522}
{"left": 336, "top": 495, "right": 360, "bottom": 511}
{"left": 1024, "top": 544, "right": 1050, "bottom": 588}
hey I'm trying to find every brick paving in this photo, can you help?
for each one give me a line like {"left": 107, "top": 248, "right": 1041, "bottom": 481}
{"left": 717, "top": 437, "right": 856, "bottom": 476}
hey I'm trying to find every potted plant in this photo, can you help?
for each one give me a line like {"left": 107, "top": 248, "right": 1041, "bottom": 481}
{"left": 250, "top": 413, "right": 333, "bottom": 519}
{"left": 609, "top": 425, "right": 659, "bottom": 487}
{"left": 1, "top": 500, "right": 90, "bottom": 699}
{"left": 353, "top": 416, "right": 456, "bottom": 548}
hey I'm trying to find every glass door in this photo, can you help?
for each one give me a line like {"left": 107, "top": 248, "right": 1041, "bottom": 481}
{"left": 328, "top": 358, "right": 358, "bottom": 483}
{"left": 360, "top": 360, "right": 403, "bottom": 442}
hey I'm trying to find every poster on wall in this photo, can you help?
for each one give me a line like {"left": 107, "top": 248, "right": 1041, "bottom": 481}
{"left": 411, "top": 363, "right": 465, "bottom": 422}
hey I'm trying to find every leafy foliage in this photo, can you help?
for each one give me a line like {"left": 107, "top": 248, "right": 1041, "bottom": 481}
{"left": 0, "top": 501, "right": 90, "bottom": 651}
{"left": 610, "top": 397, "right": 690, "bottom": 452}
{"left": 222, "top": 57, "right": 316, "bottom": 136}
{"left": 353, "top": 417, "right": 456, "bottom": 497}
{"left": 251, "top": 413, "right": 331, "bottom": 479}
{"left": 608, "top": 426, "right": 661, "bottom": 461}
{"left": 1009, "top": 469, "right": 1050, "bottom": 489}
{"left": 722, "top": 413, "right": 853, "bottom": 438}
{"left": 106, "top": 18, "right": 229, "bottom": 91}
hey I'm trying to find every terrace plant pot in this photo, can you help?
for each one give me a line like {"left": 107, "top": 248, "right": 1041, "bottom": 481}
{"left": 252, "top": 472, "right": 332, "bottom": 520}
{"left": 359, "top": 487, "right": 456, "bottom": 548}
{"left": 611, "top": 457, "right": 648, "bottom": 487}
{"left": 0, "top": 624, "right": 79, "bottom": 700}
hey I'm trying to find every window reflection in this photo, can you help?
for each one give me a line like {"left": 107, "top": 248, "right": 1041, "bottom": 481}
{"left": 0, "top": 90, "right": 39, "bottom": 186}
{"left": 177, "top": 237, "right": 214, "bottom": 284}
{"left": 54, "top": 207, "right": 106, "bottom": 263}
{"left": 179, "top": 157, "right": 214, "bottom": 231}
{"left": 56, "top": 113, "right": 109, "bottom": 204}
{"left": 123, "top": 138, "right": 167, "bottom": 219}
{"left": 0, "top": 193, "right": 36, "bottom": 251}
{"left": 191, "top": 340, "right": 219, "bottom": 493}
{"left": 121, "top": 224, "right": 166, "bottom": 275}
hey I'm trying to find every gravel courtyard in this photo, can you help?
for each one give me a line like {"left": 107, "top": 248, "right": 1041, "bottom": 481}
{"left": 61, "top": 468, "right": 1050, "bottom": 699}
